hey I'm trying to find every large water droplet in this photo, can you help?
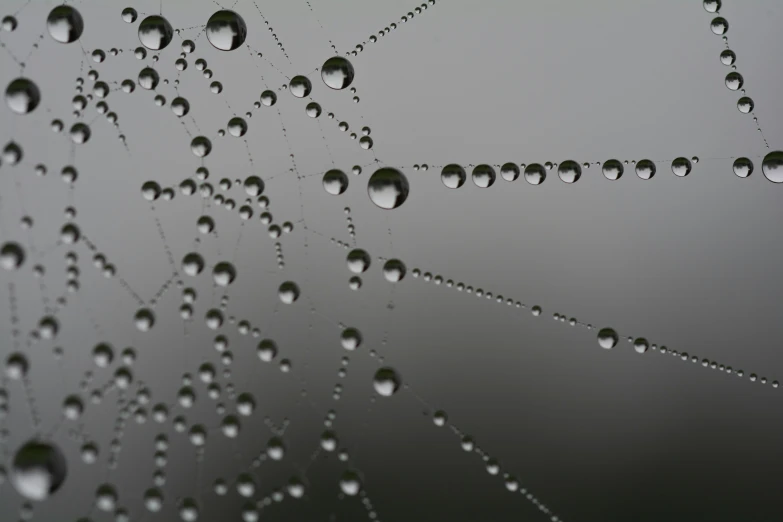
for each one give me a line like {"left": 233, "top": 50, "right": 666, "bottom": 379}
{"left": 441, "top": 164, "right": 466, "bottom": 189}
{"left": 368, "top": 168, "right": 409, "bottom": 209}
{"left": 557, "top": 160, "right": 581, "bottom": 184}
{"left": 732, "top": 157, "right": 753, "bottom": 178}
{"left": 373, "top": 367, "right": 401, "bottom": 397}
{"left": 524, "top": 163, "right": 546, "bottom": 185}
{"left": 213, "top": 262, "right": 236, "bottom": 286}
{"left": 323, "top": 169, "right": 348, "bottom": 195}
{"left": 719, "top": 49, "right": 735, "bottom": 66}
{"left": 1, "top": 242, "right": 25, "bottom": 270}
{"left": 500, "top": 163, "right": 520, "bottom": 182}
{"left": 182, "top": 253, "right": 204, "bottom": 276}
{"left": 671, "top": 157, "right": 692, "bottom": 177}
{"left": 635, "top": 159, "right": 656, "bottom": 180}
{"left": 191, "top": 136, "right": 212, "bottom": 158}
{"left": 278, "top": 281, "right": 300, "bottom": 304}
{"left": 47, "top": 6, "right": 83, "bottom": 44}
{"left": 11, "top": 441, "right": 67, "bottom": 501}
{"left": 737, "top": 96, "right": 754, "bottom": 114}
{"left": 289, "top": 76, "right": 312, "bottom": 98}
{"left": 339, "top": 470, "right": 362, "bottom": 496}
{"left": 725, "top": 72, "right": 743, "bottom": 91}
{"left": 710, "top": 17, "right": 728, "bottom": 35}
{"left": 472, "top": 164, "right": 496, "bottom": 188}
{"left": 138, "top": 15, "right": 173, "bottom": 50}
{"left": 762, "top": 151, "right": 783, "bottom": 183}
{"left": 260, "top": 90, "right": 276, "bottom": 107}
{"left": 602, "top": 159, "right": 623, "bottom": 180}
{"left": 346, "top": 249, "right": 370, "bottom": 274}
{"left": 704, "top": 0, "right": 721, "bottom": 13}
{"left": 321, "top": 57, "right": 355, "bottom": 90}
{"left": 138, "top": 67, "right": 159, "bottom": 90}
{"left": 122, "top": 7, "right": 138, "bottom": 23}
{"left": 597, "top": 328, "right": 618, "bottom": 349}
{"left": 135, "top": 308, "right": 155, "bottom": 331}
{"left": 5, "top": 78, "right": 40, "bottom": 115}
{"left": 206, "top": 11, "right": 247, "bottom": 51}
{"left": 383, "top": 259, "right": 406, "bottom": 282}
{"left": 227, "top": 117, "right": 247, "bottom": 137}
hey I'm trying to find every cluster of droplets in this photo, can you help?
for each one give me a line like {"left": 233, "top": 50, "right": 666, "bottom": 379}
{"left": 704, "top": 0, "right": 770, "bottom": 148}
{"left": 348, "top": 1, "right": 437, "bottom": 57}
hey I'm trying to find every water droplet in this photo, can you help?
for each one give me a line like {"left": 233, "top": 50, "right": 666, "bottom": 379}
{"left": 321, "top": 56, "right": 355, "bottom": 90}
{"left": 6, "top": 353, "right": 28, "bottom": 380}
{"left": 704, "top": 0, "right": 721, "bottom": 13}
{"left": 359, "top": 136, "right": 373, "bottom": 149}
{"left": 720, "top": 49, "right": 735, "bottom": 65}
{"left": 228, "top": 117, "right": 247, "bottom": 137}
{"left": 500, "top": 162, "right": 520, "bottom": 182}
{"left": 2, "top": 15, "right": 17, "bottom": 31}
{"left": 213, "top": 262, "right": 236, "bottom": 286}
{"left": 3, "top": 141, "right": 22, "bottom": 165}
{"left": 142, "top": 181, "right": 161, "bottom": 201}
{"left": 95, "top": 484, "right": 118, "bottom": 512}
{"left": 762, "top": 151, "right": 783, "bottom": 183}
{"left": 1, "top": 242, "right": 25, "bottom": 270}
{"left": 737, "top": 96, "right": 754, "bottom": 114}
{"left": 340, "top": 328, "right": 362, "bottom": 350}
{"left": 182, "top": 253, "right": 204, "bottom": 276}
{"left": 557, "top": 160, "right": 581, "bottom": 184}
{"left": 441, "top": 164, "right": 466, "bottom": 189}
{"left": 138, "top": 67, "right": 159, "bottom": 90}
{"left": 368, "top": 168, "right": 409, "bottom": 209}
{"left": 597, "top": 328, "right": 618, "bottom": 349}
{"left": 289, "top": 76, "right": 312, "bottom": 98}
{"left": 339, "top": 470, "right": 362, "bottom": 496}
{"left": 278, "top": 281, "right": 300, "bottom": 304}
{"left": 524, "top": 163, "right": 546, "bottom": 185}
{"left": 373, "top": 367, "right": 401, "bottom": 396}
{"left": 323, "top": 169, "right": 348, "bottom": 195}
{"left": 346, "top": 249, "right": 371, "bottom": 273}
{"left": 732, "top": 157, "right": 753, "bottom": 178}
{"left": 260, "top": 90, "right": 276, "bottom": 106}
{"left": 383, "top": 259, "right": 406, "bottom": 282}
{"left": 172, "top": 97, "right": 189, "bottom": 117}
{"left": 634, "top": 338, "right": 649, "bottom": 354}
{"left": 11, "top": 441, "right": 67, "bottom": 501}
{"left": 472, "top": 164, "right": 496, "bottom": 188}
{"left": 191, "top": 136, "right": 212, "bottom": 158}
{"left": 710, "top": 17, "right": 728, "bottom": 35}
{"left": 122, "top": 8, "right": 138, "bottom": 24}
{"left": 671, "top": 157, "right": 692, "bottom": 177}
{"left": 135, "top": 308, "right": 155, "bottom": 331}
{"left": 93, "top": 343, "right": 114, "bottom": 367}
{"left": 47, "top": 6, "right": 83, "bottom": 44}
{"left": 635, "top": 159, "right": 656, "bottom": 180}
{"left": 206, "top": 10, "right": 247, "bottom": 51}
{"left": 144, "top": 488, "right": 163, "bottom": 512}
{"left": 601, "top": 159, "right": 624, "bottom": 180}
{"left": 725, "top": 72, "right": 743, "bottom": 91}
{"left": 138, "top": 15, "right": 173, "bottom": 50}
{"left": 6, "top": 78, "right": 40, "bottom": 115}
{"left": 257, "top": 339, "right": 277, "bottom": 362}
{"left": 70, "top": 123, "right": 90, "bottom": 144}
{"left": 305, "top": 102, "right": 322, "bottom": 118}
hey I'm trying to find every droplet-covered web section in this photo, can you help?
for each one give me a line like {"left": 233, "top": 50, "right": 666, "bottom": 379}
{"left": 0, "top": 1, "right": 779, "bottom": 521}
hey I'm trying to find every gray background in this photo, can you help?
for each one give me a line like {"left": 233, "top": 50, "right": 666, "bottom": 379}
{"left": 0, "top": 0, "right": 782, "bottom": 520}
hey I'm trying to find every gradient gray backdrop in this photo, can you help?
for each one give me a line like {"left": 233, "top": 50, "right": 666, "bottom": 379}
{"left": 0, "top": 0, "right": 782, "bottom": 521}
